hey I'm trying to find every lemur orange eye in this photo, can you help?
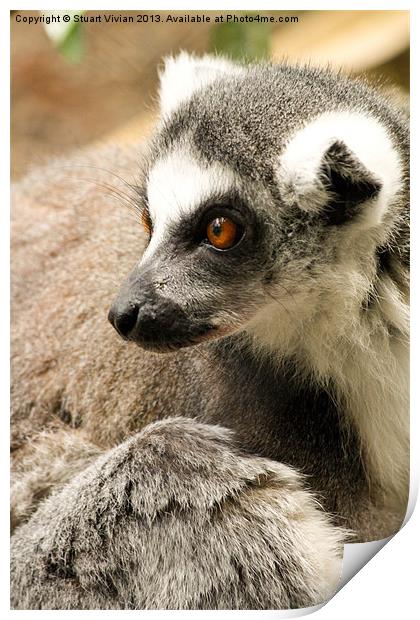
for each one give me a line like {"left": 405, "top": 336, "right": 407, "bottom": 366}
{"left": 141, "top": 207, "right": 153, "bottom": 236}
{"left": 206, "top": 217, "right": 239, "bottom": 250}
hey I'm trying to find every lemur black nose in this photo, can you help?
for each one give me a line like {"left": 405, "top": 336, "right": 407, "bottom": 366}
{"left": 108, "top": 302, "right": 139, "bottom": 339}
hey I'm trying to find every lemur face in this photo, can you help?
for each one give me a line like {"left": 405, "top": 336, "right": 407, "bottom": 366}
{"left": 108, "top": 54, "right": 404, "bottom": 352}
{"left": 109, "top": 150, "right": 273, "bottom": 351}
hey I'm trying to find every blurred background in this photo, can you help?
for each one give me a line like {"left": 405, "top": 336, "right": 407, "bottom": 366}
{"left": 11, "top": 9, "right": 409, "bottom": 180}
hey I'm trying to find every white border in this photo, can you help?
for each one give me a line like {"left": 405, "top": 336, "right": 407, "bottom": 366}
{"left": 3, "top": 3, "right": 417, "bottom": 618}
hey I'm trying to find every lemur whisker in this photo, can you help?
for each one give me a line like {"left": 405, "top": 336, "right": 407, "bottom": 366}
{"left": 56, "top": 163, "right": 141, "bottom": 196}
{"left": 62, "top": 175, "right": 143, "bottom": 220}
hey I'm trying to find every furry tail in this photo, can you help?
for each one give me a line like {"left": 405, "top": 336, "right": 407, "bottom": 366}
{"left": 11, "top": 417, "right": 346, "bottom": 610}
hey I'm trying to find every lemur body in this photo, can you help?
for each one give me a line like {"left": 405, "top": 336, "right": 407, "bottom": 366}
{"left": 11, "top": 55, "right": 409, "bottom": 609}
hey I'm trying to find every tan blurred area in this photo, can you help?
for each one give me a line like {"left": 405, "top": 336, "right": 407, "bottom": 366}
{"left": 11, "top": 10, "right": 409, "bottom": 180}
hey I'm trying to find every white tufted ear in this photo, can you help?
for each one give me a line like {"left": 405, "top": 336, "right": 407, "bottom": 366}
{"left": 158, "top": 52, "right": 243, "bottom": 117}
{"left": 277, "top": 112, "right": 403, "bottom": 228}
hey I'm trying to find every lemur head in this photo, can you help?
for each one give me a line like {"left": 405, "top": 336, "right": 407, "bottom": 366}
{"left": 109, "top": 53, "right": 408, "bottom": 353}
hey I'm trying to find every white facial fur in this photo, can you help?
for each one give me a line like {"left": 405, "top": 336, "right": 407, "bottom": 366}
{"left": 277, "top": 111, "right": 403, "bottom": 228}
{"left": 144, "top": 147, "right": 238, "bottom": 259}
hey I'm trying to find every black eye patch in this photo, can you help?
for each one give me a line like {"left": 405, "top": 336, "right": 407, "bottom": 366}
{"left": 167, "top": 191, "right": 252, "bottom": 249}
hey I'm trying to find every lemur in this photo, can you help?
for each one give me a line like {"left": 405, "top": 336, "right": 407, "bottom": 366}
{"left": 11, "top": 53, "right": 409, "bottom": 609}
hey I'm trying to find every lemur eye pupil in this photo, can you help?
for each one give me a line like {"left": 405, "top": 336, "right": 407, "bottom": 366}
{"left": 212, "top": 220, "right": 222, "bottom": 236}
{"left": 206, "top": 217, "right": 238, "bottom": 250}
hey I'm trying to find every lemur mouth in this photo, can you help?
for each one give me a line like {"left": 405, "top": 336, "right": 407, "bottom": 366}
{"left": 132, "top": 319, "right": 247, "bottom": 353}
{"left": 128, "top": 323, "right": 220, "bottom": 354}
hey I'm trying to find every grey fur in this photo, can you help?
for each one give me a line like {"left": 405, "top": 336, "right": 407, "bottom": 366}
{"left": 11, "top": 55, "right": 409, "bottom": 609}
{"left": 11, "top": 418, "right": 344, "bottom": 610}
